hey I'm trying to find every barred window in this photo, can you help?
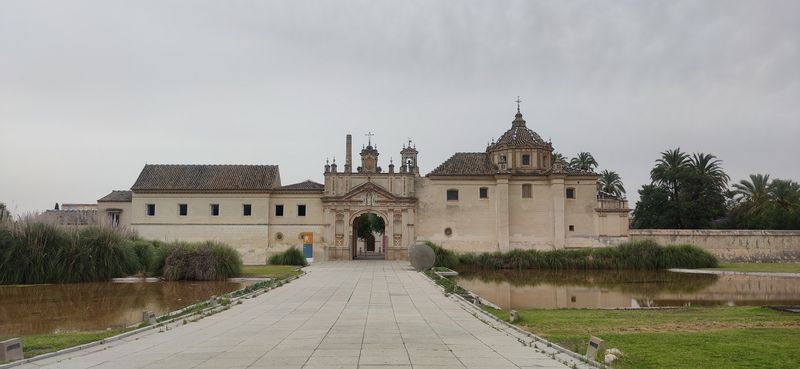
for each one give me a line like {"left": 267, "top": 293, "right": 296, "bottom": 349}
{"left": 522, "top": 184, "right": 532, "bottom": 198}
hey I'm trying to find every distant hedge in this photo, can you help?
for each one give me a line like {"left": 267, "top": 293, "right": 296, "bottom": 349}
{"left": 429, "top": 239, "right": 718, "bottom": 270}
{"left": 0, "top": 221, "right": 242, "bottom": 284}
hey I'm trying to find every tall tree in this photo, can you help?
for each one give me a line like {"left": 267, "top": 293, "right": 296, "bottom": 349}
{"left": 599, "top": 170, "right": 626, "bottom": 198}
{"left": 634, "top": 149, "right": 729, "bottom": 229}
{"left": 569, "top": 152, "right": 598, "bottom": 171}
{"left": 690, "top": 153, "right": 730, "bottom": 190}
{"left": 768, "top": 179, "right": 800, "bottom": 210}
{"left": 552, "top": 152, "right": 567, "bottom": 164}
{"left": 726, "top": 175, "right": 800, "bottom": 229}
{"left": 650, "top": 148, "right": 690, "bottom": 199}
{"left": 731, "top": 174, "right": 771, "bottom": 215}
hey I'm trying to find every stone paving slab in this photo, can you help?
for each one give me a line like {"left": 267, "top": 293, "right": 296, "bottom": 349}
{"left": 15, "top": 261, "right": 573, "bottom": 369}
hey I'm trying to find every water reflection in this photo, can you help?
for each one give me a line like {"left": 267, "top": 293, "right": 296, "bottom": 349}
{"left": 0, "top": 281, "right": 246, "bottom": 335}
{"left": 455, "top": 269, "right": 800, "bottom": 309}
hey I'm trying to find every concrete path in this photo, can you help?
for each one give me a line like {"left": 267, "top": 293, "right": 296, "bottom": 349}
{"left": 19, "top": 261, "right": 571, "bottom": 369}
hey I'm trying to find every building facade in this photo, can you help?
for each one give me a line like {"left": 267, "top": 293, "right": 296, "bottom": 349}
{"left": 98, "top": 108, "right": 629, "bottom": 264}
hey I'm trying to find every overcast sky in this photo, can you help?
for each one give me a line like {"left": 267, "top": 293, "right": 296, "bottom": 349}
{"left": 1, "top": 0, "right": 798, "bottom": 214}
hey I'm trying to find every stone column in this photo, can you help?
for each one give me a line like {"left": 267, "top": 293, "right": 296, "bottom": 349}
{"left": 551, "top": 177, "right": 566, "bottom": 249}
{"left": 495, "top": 175, "right": 510, "bottom": 251}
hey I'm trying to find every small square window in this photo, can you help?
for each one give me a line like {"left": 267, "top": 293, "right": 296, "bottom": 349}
{"left": 297, "top": 205, "right": 306, "bottom": 216}
{"left": 146, "top": 204, "right": 156, "bottom": 216}
{"left": 569, "top": 225, "right": 575, "bottom": 232}
{"left": 479, "top": 187, "right": 488, "bottom": 199}
{"left": 275, "top": 205, "right": 284, "bottom": 217}
{"left": 210, "top": 204, "right": 220, "bottom": 216}
{"left": 521, "top": 184, "right": 532, "bottom": 198}
{"left": 522, "top": 154, "right": 531, "bottom": 166}
{"left": 446, "top": 189, "right": 459, "bottom": 201}
{"left": 566, "top": 188, "right": 576, "bottom": 199}
{"left": 243, "top": 204, "right": 252, "bottom": 216}
{"left": 178, "top": 204, "right": 187, "bottom": 216}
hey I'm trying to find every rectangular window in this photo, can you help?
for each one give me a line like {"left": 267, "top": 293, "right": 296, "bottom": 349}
{"left": 109, "top": 212, "right": 120, "bottom": 227}
{"left": 522, "top": 184, "right": 532, "bottom": 198}
{"left": 566, "top": 188, "right": 576, "bottom": 199}
{"left": 446, "top": 189, "right": 459, "bottom": 201}
{"left": 297, "top": 205, "right": 306, "bottom": 216}
{"left": 569, "top": 225, "right": 575, "bottom": 232}
{"left": 243, "top": 204, "right": 252, "bottom": 216}
{"left": 210, "top": 204, "right": 220, "bottom": 216}
{"left": 146, "top": 204, "right": 155, "bottom": 216}
{"left": 522, "top": 154, "right": 531, "bottom": 166}
{"left": 275, "top": 204, "right": 284, "bottom": 216}
{"left": 479, "top": 187, "right": 488, "bottom": 199}
{"left": 178, "top": 204, "right": 187, "bottom": 216}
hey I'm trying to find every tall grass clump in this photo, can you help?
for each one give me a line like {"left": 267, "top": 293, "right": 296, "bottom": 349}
{"left": 0, "top": 222, "right": 140, "bottom": 284}
{"left": 452, "top": 239, "right": 718, "bottom": 271}
{"left": 268, "top": 247, "right": 307, "bottom": 266}
{"left": 161, "top": 241, "right": 242, "bottom": 281}
{"left": 425, "top": 241, "right": 460, "bottom": 269}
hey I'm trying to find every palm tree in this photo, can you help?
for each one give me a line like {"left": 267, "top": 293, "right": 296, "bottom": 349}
{"left": 552, "top": 152, "right": 567, "bottom": 164}
{"left": 768, "top": 179, "right": 800, "bottom": 210}
{"left": 599, "top": 170, "right": 626, "bottom": 198}
{"left": 689, "top": 153, "right": 729, "bottom": 190}
{"left": 569, "top": 152, "right": 598, "bottom": 171}
{"left": 732, "top": 174, "right": 771, "bottom": 214}
{"left": 650, "top": 148, "right": 690, "bottom": 199}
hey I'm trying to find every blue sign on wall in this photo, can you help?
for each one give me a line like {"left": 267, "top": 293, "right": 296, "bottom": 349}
{"left": 303, "top": 244, "right": 313, "bottom": 259}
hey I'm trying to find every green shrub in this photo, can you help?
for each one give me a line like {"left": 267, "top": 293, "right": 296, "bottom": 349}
{"left": 425, "top": 241, "right": 460, "bottom": 269}
{"left": 0, "top": 222, "right": 141, "bottom": 284}
{"left": 161, "top": 241, "right": 242, "bottom": 281}
{"left": 0, "top": 221, "right": 244, "bottom": 284}
{"left": 454, "top": 239, "right": 718, "bottom": 271}
{"left": 268, "top": 247, "right": 307, "bottom": 266}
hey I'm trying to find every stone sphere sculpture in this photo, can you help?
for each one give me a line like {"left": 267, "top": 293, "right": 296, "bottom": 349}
{"left": 409, "top": 243, "right": 436, "bottom": 271}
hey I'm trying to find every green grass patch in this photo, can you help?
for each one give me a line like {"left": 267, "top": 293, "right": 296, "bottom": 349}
{"left": 241, "top": 265, "right": 302, "bottom": 279}
{"left": 484, "top": 306, "right": 800, "bottom": 369}
{"left": 708, "top": 263, "right": 800, "bottom": 273}
{"left": 0, "top": 329, "right": 130, "bottom": 359}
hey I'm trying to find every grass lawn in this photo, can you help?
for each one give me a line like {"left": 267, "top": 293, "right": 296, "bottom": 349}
{"left": 485, "top": 306, "right": 800, "bottom": 369}
{"left": 1, "top": 329, "right": 130, "bottom": 361}
{"left": 241, "top": 265, "right": 302, "bottom": 279}
{"left": 706, "top": 263, "right": 800, "bottom": 273}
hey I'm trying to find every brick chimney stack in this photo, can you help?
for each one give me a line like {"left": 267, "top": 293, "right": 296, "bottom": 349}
{"left": 345, "top": 134, "right": 353, "bottom": 173}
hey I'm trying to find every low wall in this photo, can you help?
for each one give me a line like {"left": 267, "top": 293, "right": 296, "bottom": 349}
{"left": 629, "top": 229, "right": 800, "bottom": 262}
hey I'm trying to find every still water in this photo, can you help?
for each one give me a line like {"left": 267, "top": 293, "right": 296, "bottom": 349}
{"left": 0, "top": 281, "right": 246, "bottom": 335}
{"left": 455, "top": 269, "right": 800, "bottom": 309}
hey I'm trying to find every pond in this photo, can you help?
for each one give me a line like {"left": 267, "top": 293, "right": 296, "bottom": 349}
{"left": 455, "top": 269, "right": 800, "bottom": 309}
{"left": 0, "top": 281, "right": 247, "bottom": 335}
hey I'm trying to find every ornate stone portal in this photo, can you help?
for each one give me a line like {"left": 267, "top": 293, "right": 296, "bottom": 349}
{"left": 323, "top": 134, "right": 418, "bottom": 260}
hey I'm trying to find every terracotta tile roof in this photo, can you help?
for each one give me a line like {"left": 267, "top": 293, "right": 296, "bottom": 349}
{"left": 427, "top": 153, "right": 496, "bottom": 176}
{"left": 98, "top": 190, "right": 132, "bottom": 202}
{"left": 276, "top": 180, "right": 324, "bottom": 192}
{"left": 487, "top": 111, "right": 549, "bottom": 151}
{"left": 131, "top": 164, "right": 280, "bottom": 192}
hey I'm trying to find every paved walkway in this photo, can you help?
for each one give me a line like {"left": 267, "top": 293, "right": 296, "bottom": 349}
{"left": 20, "top": 262, "right": 571, "bottom": 369}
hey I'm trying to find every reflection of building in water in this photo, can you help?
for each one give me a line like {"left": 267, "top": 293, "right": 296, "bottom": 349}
{"left": 457, "top": 274, "right": 800, "bottom": 309}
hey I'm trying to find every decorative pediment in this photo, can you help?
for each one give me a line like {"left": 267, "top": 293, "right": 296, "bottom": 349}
{"left": 323, "top": 181, "right": 416, "bottom": 205}
{"left": 341, "top": 182, "right": 397, "bottom": 203}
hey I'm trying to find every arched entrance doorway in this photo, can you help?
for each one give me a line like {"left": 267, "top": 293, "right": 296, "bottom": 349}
{"left": 351, "top": 212, "right": 386, "bottom": 260}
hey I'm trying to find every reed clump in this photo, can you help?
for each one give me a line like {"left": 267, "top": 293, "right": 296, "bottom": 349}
{"left": 0, "top": 220, "right": 242, "bottom": 284}
{"left": 429, "top": 239, "right": 718, "bottom": 270}
{"left": 161, "top": 241, "right": 242, "bottom": 281}
{"left": 267, "top": 247, "right": 307, "bottom": 266}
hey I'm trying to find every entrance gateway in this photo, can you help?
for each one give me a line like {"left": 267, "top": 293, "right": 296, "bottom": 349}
{"left": 322, "top": 134, "right": 419, "bottom": 261}
{"left": 351, "top": 212, "right": 386, "bottom": 260}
